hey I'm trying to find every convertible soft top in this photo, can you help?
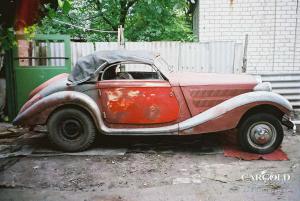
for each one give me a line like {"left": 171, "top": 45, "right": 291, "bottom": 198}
{"left": 68, "top": 50, "right": 157, "bottom": 84}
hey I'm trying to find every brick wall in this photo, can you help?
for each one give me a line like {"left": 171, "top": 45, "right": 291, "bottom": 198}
{"left": 194, "top": 0, "right": 300, "bottom": 73}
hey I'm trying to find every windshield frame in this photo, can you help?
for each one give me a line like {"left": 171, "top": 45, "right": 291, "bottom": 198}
{"left": 153, "top": 56, "right": 174, "bottom": 76}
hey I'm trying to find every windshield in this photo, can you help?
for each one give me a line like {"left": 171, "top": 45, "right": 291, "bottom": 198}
{"left": 154, "top": 56, "right": 175, "bottom": 73}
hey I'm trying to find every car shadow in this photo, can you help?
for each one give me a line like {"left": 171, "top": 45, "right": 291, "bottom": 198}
{"left": 20, "top": 132, "right": 231, "bottom": 155}
{"left": 95, "top": 134, "right": 222, "bottom": 154}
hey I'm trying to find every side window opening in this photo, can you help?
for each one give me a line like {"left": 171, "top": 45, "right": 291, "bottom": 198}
{"left": 101, "top": 63, "right": 163, "bottom": 80}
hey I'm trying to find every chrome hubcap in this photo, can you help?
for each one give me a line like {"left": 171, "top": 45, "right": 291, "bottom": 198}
{"left": 247, "top": 122, "right": 276, "bottom": 149}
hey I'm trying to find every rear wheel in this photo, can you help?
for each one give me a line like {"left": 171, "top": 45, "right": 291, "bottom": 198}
{"left": 238, "top": 113, "right": 283, "bottom": 154}
{"left": 47, "top": 108, "right": 96, "bottom": 152}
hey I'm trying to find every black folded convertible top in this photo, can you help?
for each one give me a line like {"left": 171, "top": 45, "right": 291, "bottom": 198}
{"left": 68, "top": 50, "right": 157, "bottom": 84}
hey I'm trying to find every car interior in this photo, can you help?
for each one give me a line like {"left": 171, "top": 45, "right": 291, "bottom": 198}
{"left": 101, "top": 63, "right": 163, "bottom": 80}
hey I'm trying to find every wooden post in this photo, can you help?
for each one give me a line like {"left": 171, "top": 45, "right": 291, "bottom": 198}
{"left": 117, "top": 25, "right": 125, "bottom": 49}
{"left": 118, "top": 25, "right": 125, "bottom": 72}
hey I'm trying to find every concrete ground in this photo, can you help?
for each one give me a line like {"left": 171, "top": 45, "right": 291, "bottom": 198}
{"left": 0, "top": 123, "right": 299, "bottom": 201}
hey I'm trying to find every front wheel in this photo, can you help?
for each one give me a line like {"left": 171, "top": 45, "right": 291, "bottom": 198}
{"left": 238, "top": 113, "right": 283, "bottom": 154}
{"left": 47, "top": 108, "right": 96, "bottom": 152}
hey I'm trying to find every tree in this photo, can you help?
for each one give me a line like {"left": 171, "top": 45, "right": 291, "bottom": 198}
{"left": 37, "top": 0, "right": 196, "bottom": 42}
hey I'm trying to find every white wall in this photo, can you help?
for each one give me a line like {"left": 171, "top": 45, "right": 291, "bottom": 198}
{"left": 194, "top": 0, "right": 300, "bottom": 73}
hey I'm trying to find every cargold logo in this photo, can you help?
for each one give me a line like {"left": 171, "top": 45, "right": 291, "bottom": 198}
{"left": 241, "top": 170, "right": 291, "bottom": 183}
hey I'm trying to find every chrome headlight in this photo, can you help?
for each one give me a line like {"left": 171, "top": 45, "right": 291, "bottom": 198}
{"left": 254, "top": 82, "right": 272, "bottom": 92}
{"left": 254, "top": 75, "right": 262, "bottom": 83}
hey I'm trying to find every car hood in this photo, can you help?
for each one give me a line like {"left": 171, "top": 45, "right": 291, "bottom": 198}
{"left": 166, "top": 72, "right": 258, "bottom": 86}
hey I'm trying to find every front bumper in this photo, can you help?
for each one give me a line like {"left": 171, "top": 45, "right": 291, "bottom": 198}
{"left": 282, "top": 115, "right": 296, "bottom": 132}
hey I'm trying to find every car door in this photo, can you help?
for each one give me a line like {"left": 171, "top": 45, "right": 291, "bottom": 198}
{"left": 97, "top": 62, "right": 179, "bottom": 125}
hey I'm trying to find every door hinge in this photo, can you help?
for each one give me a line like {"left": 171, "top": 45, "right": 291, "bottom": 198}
{"left": 102, "top": 112, "right": 107, "bottom": 119}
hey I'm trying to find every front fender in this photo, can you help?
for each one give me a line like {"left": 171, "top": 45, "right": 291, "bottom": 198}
{"left": 13, "top": 91, "right": 102, "bottom": 129}
{"left": 179, "top": 91, "right": 293, "bottom": 131}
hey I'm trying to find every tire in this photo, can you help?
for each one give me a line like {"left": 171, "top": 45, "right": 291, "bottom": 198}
{"left": 47, "top": 107, "right": 97, "bottom": 152}
{"left": 238, "top": 113, "right": 283, "bottom": 154}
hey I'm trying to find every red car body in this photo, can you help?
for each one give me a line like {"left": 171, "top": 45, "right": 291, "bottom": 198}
{"left": 13, "top": 50, "right": 294, "bottom": 153}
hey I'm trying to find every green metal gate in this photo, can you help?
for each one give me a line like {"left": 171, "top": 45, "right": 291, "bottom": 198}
{"left": 10, "top": 34, "right": 71, "bottom": 119}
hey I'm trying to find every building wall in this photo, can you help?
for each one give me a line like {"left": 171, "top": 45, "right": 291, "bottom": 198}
{"left": 194, "top": 0, "right": 300, "bottom": 73}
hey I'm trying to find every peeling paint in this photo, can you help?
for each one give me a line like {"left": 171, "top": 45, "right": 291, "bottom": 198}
{"left": 101, "top": 86, "right": 179, "bottom": 124}
{"left": 107, "top": 90, "right": 123, "bottom": 101}
{"left": 127, "top": 90, "right": 140, "bottom": 97}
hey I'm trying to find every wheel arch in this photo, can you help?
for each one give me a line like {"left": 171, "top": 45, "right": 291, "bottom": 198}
{"left": 46, "top": 103, "right": 101, "bottom": 131}
{"left": 13, "top": 91, "right": 102, "bottom": 131}
{"left": 237, "top": 104, "right": 284, "bottom": 128}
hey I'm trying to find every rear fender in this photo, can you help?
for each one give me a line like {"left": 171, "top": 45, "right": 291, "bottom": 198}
{"left": 13, "top": 91, "right": 102, "bottom": 129}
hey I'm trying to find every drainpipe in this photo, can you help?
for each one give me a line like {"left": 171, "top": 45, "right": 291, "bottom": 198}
{"left": 242, "top": 34, "right": 248, "bottom": 73}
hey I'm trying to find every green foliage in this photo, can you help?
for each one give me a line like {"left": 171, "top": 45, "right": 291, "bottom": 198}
{"left": 58, "top": 0, "right": 72, "bottom": 13}
{"left": 0, "top": 27, "right": 16, "bottom": 52}
{"left": 24, "top": 25, "right": 37, "bottom": 39}
{"left": 36, "top": 0, "right": 196, "bottom": 42}
{"left": 0, "top": 25, "right": 38, "bottom": 53}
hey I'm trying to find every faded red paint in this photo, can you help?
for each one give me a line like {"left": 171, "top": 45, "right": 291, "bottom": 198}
{"left": 29, "top": 73, "right": 69, "bottom": 99}
{"left": 102, "top": 86, "right": 191, "bottom": 128}
{"left": 181, "top": 84, "right": 255, "bottom": 116}
{"left": 98, "top": 80, "right": 179, "bottom": 124}
{"left": 172, "top": 86, "right": 192, "bottom": 121}
{"left": 19, "top": 93, "right": 42, "bottom": 113}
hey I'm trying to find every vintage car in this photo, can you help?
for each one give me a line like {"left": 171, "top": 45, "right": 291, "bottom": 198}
{"left": 13, "top": 50, "right": 294, "bottom": 153}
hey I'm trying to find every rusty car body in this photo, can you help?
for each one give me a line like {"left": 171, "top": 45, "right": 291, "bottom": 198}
{"left": 13, "top": 50, "right": 294, "bottom": 153}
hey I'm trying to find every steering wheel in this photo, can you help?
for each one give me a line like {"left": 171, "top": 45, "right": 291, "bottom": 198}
{"left": 117, "top": 72, "right": 134, "bottom": 79}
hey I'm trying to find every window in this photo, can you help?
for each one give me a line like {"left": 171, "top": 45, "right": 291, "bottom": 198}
{"left": 101, "top": 63, "right": 163, "bottom": 80}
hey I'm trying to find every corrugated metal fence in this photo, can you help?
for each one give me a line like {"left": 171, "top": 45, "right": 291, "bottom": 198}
{"left": 70, "top": 41, "right": 300, "bottom": 118}
{"left": 71, "top": 41, "right": 243, "bottom": 73}
{"left": 259, "top": 73, "right": 300, "bottom": 118}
